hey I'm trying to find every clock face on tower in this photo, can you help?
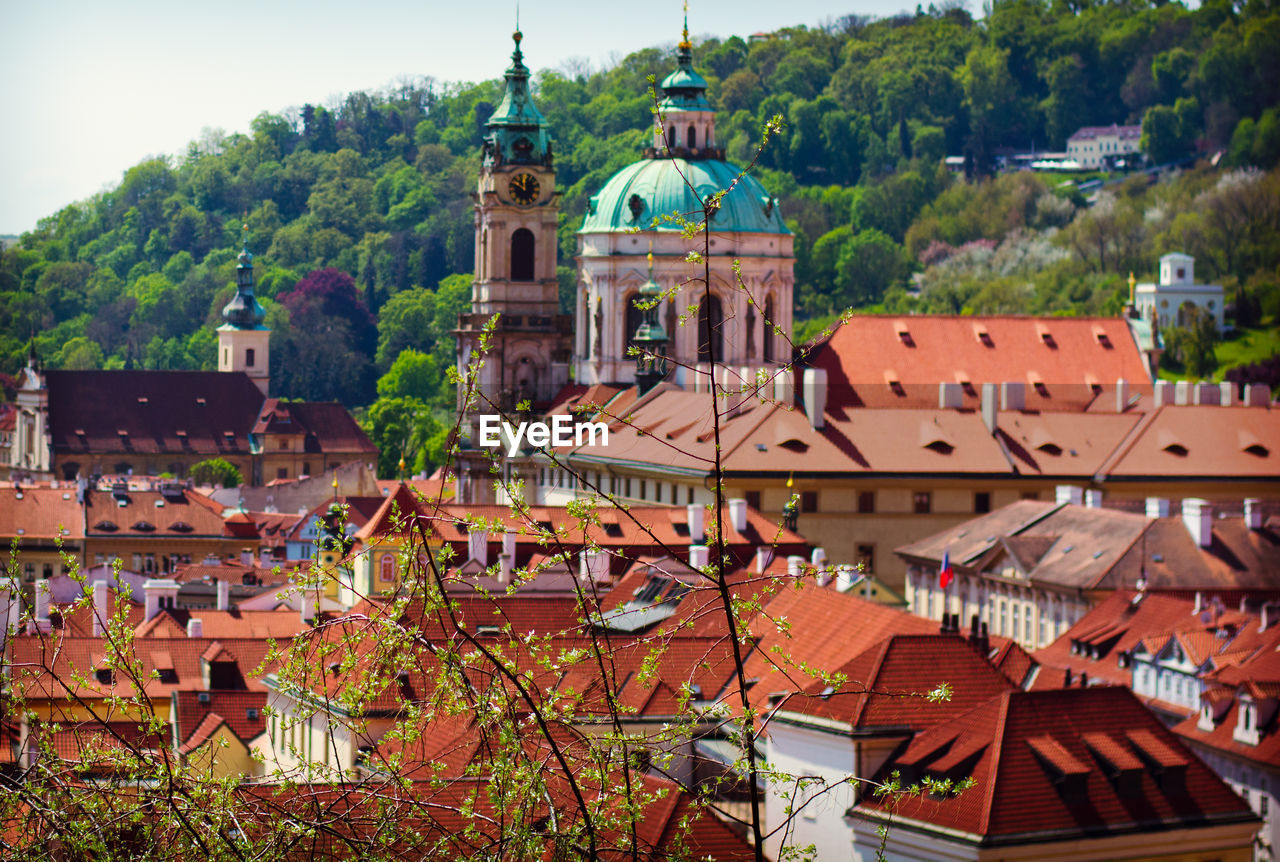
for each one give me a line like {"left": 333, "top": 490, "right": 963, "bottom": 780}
{"left": 508, "top": 172, "right": 540, "bottom": 205}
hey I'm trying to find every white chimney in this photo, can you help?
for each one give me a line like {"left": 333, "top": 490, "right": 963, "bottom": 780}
{"left": 1153, "top": 380, "right": 1175, "bottom": 407}
{"left": 686, "top": 545, "right": 709, "bottom": 571}
{"left": 300, "top": 588, "right": 318, "bottom": 624}
{"left": 755, "top": 546, "right": 774, "bottom": 574}
{"left": 240, "top": 548, "right": 253, "bottom": 567}
{"left": 92, "top": 580, "right": 109, "bottom": 637}
{"left": 1055, "top": 485, "right": 1083, "bottom": 506}
{"left": 802, "top": 368, "right": 828, "bottom": 429}
{"left": 728, "top": 498, "right": 748, "bottom": 533}
{"left": 579, "top": 549, "right": 610, "bottom": 582}
{"left": 216, "top": 580, "right": 230, "bottom": 612}
{"left": 1174, "top": 380, "right": 1191, "bottom": 406}
{"left": 1262, "top": 603, "right": 1276, "bottom": 634}
{"left": 1001, "top": 381, "right": 1025, "bottom": 411}
{"left": 1245, "top": 383, "right": 1271, "bottom": 407}
{"left": 498, "top": 553, "right": 513, "bottom": 583}
{"left": 30, "top": 579, "right": 52, "bottom": 634}
{"left": 187, "top": 617, "right": 203, "bottom": 638}
{"left": 1194, "top": 383, "right": 1221, "bottom": 405}
{"left": 811, "top": 547, "right": 827, "bottom": 570}
{"left": 694, "top": 363, "right": 711, "bottom": 393}
{"left": 815, "top": 566, "right": 831, "bottom": 587}
{"left": 1146, "top": 497, "right": 1170, "bottom": 519}
{"left": 1193, "top": 591, "right": 1203, "bottom": 614}
{"left": 1084, "top": 489, "right": 1103, "bottom": 509}
{"left": 1245, "top": 499, "right": 1262, "bottom": 530}
{"left": 502, "top": 530, "right": 517, "bottom": 562}
{"left": 260, "top": 549, "right": 273, "bottom": 568}
{"left": 0, "top": 581, "right": 18, "bottom": 637}
{"left": 938, "top": 381, "right": 963, "bottom": 409}
{"left": 142, "top": 578, "right": 179, "bottom": 622}
{"left": 786, "top": 555, "right": 805, "bottom": 577}
{"left": 686, "top": 504, "right": 705, "bottom": 543}
{"left": 468, "top": 529, "right": 489, "bottom": 566}
{"left": 773, "top": 369, "right": 794, "bottom": 405}
{"left": 980, "top": 382, "right": 998, "bottom": 434}
{"left": 1182, "top": 498, "right": 1213, "bottom": 548}
{"left": 837, "top": 564, "right": 856, "bottom": 592}
{"left": 1115, "top": 379, "right": 1130, "bottom": 413}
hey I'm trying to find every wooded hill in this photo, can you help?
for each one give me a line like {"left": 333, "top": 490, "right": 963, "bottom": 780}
{"left": 2, "top": 0, "right": 1278, "bottom": 476}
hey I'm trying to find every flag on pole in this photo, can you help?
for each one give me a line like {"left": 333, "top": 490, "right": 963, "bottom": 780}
{"left": 939, "top": 548, "right": 954, "bottom": 590}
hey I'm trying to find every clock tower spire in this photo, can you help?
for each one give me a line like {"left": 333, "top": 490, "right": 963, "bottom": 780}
{"left": 455, "top": 31, "right": 572, "bottom": 503}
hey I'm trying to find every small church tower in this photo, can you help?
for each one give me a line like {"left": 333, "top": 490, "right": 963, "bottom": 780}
{"left": 218, "top": 227, "right": 270, "bottom": 396}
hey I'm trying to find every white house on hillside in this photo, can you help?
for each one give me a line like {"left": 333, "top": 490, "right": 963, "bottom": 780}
{"left": 1135, "top": 252, "right": 1225, "bottom": 332}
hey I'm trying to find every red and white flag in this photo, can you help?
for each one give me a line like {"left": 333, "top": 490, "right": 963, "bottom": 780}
{"left": 939, "top": 548, "right": 954, "bottom": 590}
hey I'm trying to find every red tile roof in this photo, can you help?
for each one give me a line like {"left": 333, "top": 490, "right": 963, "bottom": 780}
{"left": 0, "top": 486, "right": 84, "bottom": 540}
{"left": 134, "top": 607, "right": 309, "bottom": 640}
{"left": 857, "top": 687, "right": 1256, "bottom": 841}
{"left": 84, "top": 486, "right": 233, "bottom": 538}
{"left": 1097, "top": 405, "right": 1280, "bottom": 481}
{"left": 172, "top": 690, "right": 267, "bottom": 750}
{"left": 809, "top": 315, "right": 1151, "bottom": 411}
{"left": 252, "top": 399, "right": 376, "bottom": 454}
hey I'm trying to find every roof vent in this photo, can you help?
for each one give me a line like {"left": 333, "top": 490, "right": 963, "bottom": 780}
{"left": 973, "top": 323, "right": 993, "bottom": 347}
{"left": 893, "top": 320, "right": 914, "bottom": 347}
{"left": 1036, "top": 323, "right": 1056, "bottom": 348}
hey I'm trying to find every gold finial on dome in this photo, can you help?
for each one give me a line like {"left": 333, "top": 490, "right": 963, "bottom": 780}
{"left": 679, "top": 0, "right": 691, "bottom": 50}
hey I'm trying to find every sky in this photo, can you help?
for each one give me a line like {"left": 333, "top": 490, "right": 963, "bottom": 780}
{"left": 0, "top": 0, "right": 923, "bottom": 236}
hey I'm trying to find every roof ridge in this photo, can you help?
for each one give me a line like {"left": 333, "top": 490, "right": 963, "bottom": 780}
{"left": 979, "top": 689, "right": 1014, "bottom": 836}
{"left": 1093, "top": 405, "right": 1163, "bottom": 483}
{"left": 851, "top": 636, "right": 897, "bottom": 726}
{"left": 720, "top": 398, "right": 782, "bottom": 462}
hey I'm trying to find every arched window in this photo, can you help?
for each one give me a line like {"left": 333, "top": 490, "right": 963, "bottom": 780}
{"left": 697, "top": 295, "right": 724, "bottom": 364}
{"left": 762, "top": 295, "right": 775, "bottom": 362}
{"left": 687, "top": 125, "right": 697, "bottom": 148}
{"left": 666, "top": 126, "right": 675, "bottom": 148}
{"left": 624, "top": 293, "right": 645, "bottom": 353}
{"left": 245, "top": 347, "right": 255, "bottom": 368}
{"left": 380, "top": 553, "right": 396, "bottom": 583}
{"left": 511, "top": 229, "right": 535, "bottom": 281}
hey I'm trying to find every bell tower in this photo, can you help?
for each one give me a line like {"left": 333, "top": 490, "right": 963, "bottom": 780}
{"left": 455, "top": 30, "right": 572, "bottom": 502}
{"left": 217, "top": 227, "right": 270, "bottom": 396}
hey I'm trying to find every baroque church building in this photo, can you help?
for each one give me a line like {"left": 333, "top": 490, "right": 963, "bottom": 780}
{"left": 5, "top": 240, "right": 376, "bottom": 486}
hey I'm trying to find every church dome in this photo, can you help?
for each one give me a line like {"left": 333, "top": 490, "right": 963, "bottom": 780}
{"left": 581, "top": 158, "right": 789, "bottom": 235}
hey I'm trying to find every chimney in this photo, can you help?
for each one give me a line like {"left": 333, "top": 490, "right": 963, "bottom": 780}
{"left": 216, "top": 579, "right": 230, "bottom": 612}
{"left": 693, "top": 363, "right": 710, "bottom": 394}
{"left": 502, "top": 530, "right": 517, "bottom": 563}
{"left": 802, "top": 368, "right": 828, "bottom": 429}
{"left": 1220, "top": 382, "right": 1235, "bottom": 406}
{"left": 1153, "top": 380, "right": 1174, "bottom": 407}
{"left": 1262, "top": 603, "right": 1276, "bottom": 634}
{"left": 976, "top": 621, "right": 989, "bottom": 655}
{"left": 837, "top": 564, "right": 855, "bottom": 592}
{"left": 300, "top": 588, "right": 317, "bottom": 624}
{"left": 1084, "top": 489, "right": 1103, "bottom": 509}
{"left": 1145, "top": 497, "right": 1170, "bottom": 519}
{"left": 980, "top": 382, "right": 998, "bottom": 434}
{"left": 1000, "top": 381, "right": 1025, "bottom": 411}
{"left": 687, "top": 545, "right": 710, "bottom": 571}
{"left": 686, "top": 504, "right": 705, "bottom": 543}
{"left": 1245, "top": 383, "right": 1271, "bottom": 407}
{"left": 498, "top": 553, "right": 513, "bottom": 583}
{"left": 1245, "top": 499, "right": 1262, "bottom": 530}
{"left": 1079, "top": 671, "right": 1088, "bottom": 687}
{"left": 468, "top": 529, "right": 489, "bottom": 567}
{"left": 755, "top": 546, "right": 774, "bottom": 574}
{"left": 816, "top": 566, "right": 831, "bottom": 587}
{"left": 240, "top": 548, "right": 253, "bottom": 567}
{"left": 1174, "top": 380, "right": 1191, "bottom": 405}
{"left": 1055, "top": 485, "right": 1083, "bottom": 506}
{"left": 1194, "top": 382, "right": 1221, "bottom": 405}
{"left": 1193, "top": 591, "right": 1203, "bottom": 614}
{"left": 187, "top": 617, "right": 203, "bottom": 638}
{"left": 92, "top": 580, "right": 109, "bottom": 637}
{"left": 811, "top": 547, "right": 827, "bottom": 570}
{"left": 728, "top": 498, "right": 748, "bottom": 533}
{"left": 1182, "top": 498, "right": 1213, "bottom": 549}
{"left": 30, "top": 579, "right": 52, "bottom": 634}
{"left": 260, "top": 548, "right": 273, "bottom": 568}
{"left": 142, "top": 578, "right": 179, "bottom": 622}
{"left": 938, "top": 381, "right": 963, "bottom": 409}
{"left": 0, "top": 582, "right": 18, "bottom": 638}
{"left": 1115, "top": 379, "right": 1129, "bottom": 413}
{"left": 773, "top": 369, "right": 794, "bottom": 405}
{"left": 786, "top": 555, "right": 805, "bottom": 577}
{"left": 1064, "top": 668, "right": 1073, "bottom": 687}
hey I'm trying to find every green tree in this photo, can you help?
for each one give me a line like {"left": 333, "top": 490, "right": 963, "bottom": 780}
{"left": 189, "top": 457, "right": 242, "bottom": 487}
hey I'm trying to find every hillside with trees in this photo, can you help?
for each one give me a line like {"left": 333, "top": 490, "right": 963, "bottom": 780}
{"left": 2, "top": 0, "right": 1278, "bottom": 475}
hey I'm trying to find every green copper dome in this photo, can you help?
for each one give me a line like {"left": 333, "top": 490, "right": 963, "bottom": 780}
{"left": 220, "top": 231, "right": 267, "bottom": 329}
{"left": 581, "top": 158, "right": 789, "bottom": 234}
{"left": 483, "top": 31, "right": 552, "bottom": 167}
